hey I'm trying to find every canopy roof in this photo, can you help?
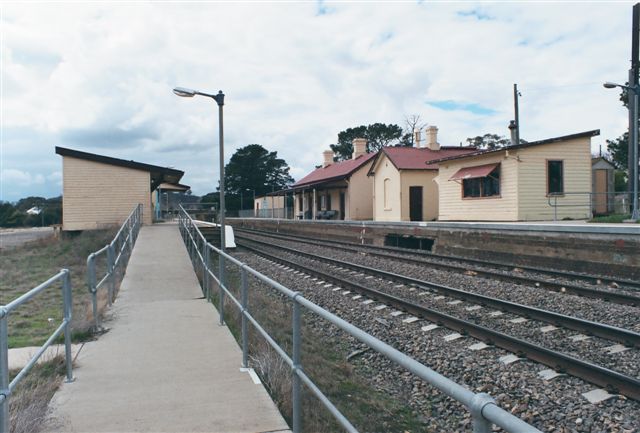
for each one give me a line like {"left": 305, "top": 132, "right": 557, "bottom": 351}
{"left": 449, "top": 163, "right": 499, "bottom": 181}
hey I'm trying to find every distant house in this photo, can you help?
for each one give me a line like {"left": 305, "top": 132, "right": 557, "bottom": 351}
{"left": 367, "top": 126, "right": 476, "bottom": 221}
{"left": 55, "top": 146, "right": 186, "bottom": 230}
{"left": 432, "top": 130, "right": 600, "bottom": 221}
{"left": 253, "top": 194, "right": 286, "bottom": 218}
{"left": 291, "top": 138, "right": 376, "bottom": 220}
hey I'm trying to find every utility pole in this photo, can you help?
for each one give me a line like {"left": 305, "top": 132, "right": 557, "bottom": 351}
{"left": 513, "top": 84, "right": 521, "bottom": 145}
{"left": 629, "top": 3, "right": 640, "bottom": 217}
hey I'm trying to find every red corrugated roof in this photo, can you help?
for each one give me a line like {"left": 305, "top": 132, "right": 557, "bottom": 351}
{"left": 292, "top": 152, "right": 377, "bottom": 188}
{"left": 449, "top": 163, "right": 499, "bottom": 181}
{"left": 380, "top": 146, "right": 478, "bottom": 170}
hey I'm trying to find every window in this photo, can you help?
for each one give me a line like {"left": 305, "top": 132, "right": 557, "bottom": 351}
{"left": 383, "top": 178, "right": 391, "bottom": 209}
{"left": 298, "top": 194, "right": 303, "bottom": 211}
{"left": 547, "top": 160, "right": 563, "bottom": 195}
{"left": 462, "top": 166, "right": 500, "bottom": 198}
{"left": 326, "top": 194, "right": 332, "bottom": 210}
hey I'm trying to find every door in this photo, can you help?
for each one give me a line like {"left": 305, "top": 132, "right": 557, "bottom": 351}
{"left": 339, "top": 192, "right": 345, "bottom": 220}
{"left": 409, "top": 186, "right": 423, "bottom": 221}
{"left": 594, "top": 169, "right": 608, "bottom": 215}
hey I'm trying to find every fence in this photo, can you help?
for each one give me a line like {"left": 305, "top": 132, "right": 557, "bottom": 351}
{"left": 548, "top": 191, "right": 638, "bottom": 221}
{"left": 86, "top": 204, "right": 143, "bottom": 329}
{"left": 178, "top": 206, "right": 541, "bottom": 433}
{"left": 0, "top": 270, "right": 74, "bottom": 433}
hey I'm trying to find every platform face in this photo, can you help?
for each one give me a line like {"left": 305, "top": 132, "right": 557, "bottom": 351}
{"left": 45, "top": 223, "right": 290, "bottom": 433}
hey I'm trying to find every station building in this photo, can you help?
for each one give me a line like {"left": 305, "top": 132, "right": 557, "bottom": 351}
{"left": 291, "top": 138, "right": 376, "bottom": 220}
{"left": 367, "top": 126, "right": 476, "bottom": 222}
{"left": 432, "top": 130, "right": 600, "bottom": 221}
{"left": 55, "top": 146, "right": 186, "bottom": 231}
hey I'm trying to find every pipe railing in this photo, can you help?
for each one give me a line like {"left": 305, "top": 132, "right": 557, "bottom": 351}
{"left": 178, "top": 205, "right": 541, "bottom": 433}
{"left": 0, "top": 270, "right": 74, "bottom": 433}
{"left": 87, "top": 204, "right": 142, "bottom": 329}
{"left": 547, "top": 191, "right": 638, "bottom": 221}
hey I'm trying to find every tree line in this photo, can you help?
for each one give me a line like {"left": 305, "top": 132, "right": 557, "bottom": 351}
{"left": 0, "top": 196, "right": 62, "bottom": 227}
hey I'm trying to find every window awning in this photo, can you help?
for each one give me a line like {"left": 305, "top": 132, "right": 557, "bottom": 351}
{"left": 449, "top": 163, "right": 499, "bottom": 181}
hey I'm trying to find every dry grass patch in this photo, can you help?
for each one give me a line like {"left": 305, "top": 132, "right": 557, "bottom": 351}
{"left": 9, "top": 355, "right": 67, "bottom": 433}
{"left": 0, "top": 229, "right": 118, "bottom": 348}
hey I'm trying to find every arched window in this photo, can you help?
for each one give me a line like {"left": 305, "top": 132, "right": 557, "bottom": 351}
{"left": 383, "top": 178, "right": 391, "bottom": 209}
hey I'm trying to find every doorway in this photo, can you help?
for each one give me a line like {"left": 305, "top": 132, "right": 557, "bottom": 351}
{"left": 409, "top": 186, "right": 423, "bottom": 221}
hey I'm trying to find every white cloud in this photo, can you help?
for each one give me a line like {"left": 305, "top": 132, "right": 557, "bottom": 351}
{"left": 0, "top": 2, "right": 634, "bottom": 198}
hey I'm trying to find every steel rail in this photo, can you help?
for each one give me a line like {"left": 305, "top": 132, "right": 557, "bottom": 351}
{"left": 237, "top": 236, "right": 640, "bottom": 348}
{"left": 234, "top": 228, "right": 640, "bottom": 305}
{"left": 237, "top": 240, "right": 640, "bottom": 402}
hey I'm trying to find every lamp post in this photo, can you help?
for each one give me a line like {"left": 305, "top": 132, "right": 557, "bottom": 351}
{"left": 173, "top": 86, "right": 226, "bottom": 249}
{"left": 604, "top": 81, "right": 639, "bottom": 220}
{"left": 174, "top": 86, "right": 227, "bottom": 325}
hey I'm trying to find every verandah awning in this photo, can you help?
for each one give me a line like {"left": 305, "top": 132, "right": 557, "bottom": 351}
{"left": 449, "top": 163, "right": 499, "bottom": 181}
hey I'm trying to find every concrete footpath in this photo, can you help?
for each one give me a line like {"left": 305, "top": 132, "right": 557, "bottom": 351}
{"left": 46, "top": 223, "right": 290, "bottom": 433}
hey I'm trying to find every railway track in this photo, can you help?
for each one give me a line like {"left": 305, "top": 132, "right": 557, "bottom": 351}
{"left": 236, "top": 237, "right": 640, "bottom": 402}
{"left": 234, "top": 227, "right": 640, "bottom": 305}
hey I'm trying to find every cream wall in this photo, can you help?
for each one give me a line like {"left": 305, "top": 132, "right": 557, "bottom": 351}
{"left": 62, "top": 156, "right": 152, "bottom": 230}
{"left": 400, "top": 171, "right": 439, "bottom": 221}
{"left": 346, "top": 160, "right": 374, "bottom": 220}
{"left": 437, "top": 137, "right": 592, "bottom": 221}
{"left": 437, "top": 154, "right": 519, "bottom": 221}
{"left": 372, "top": 154, "right": 402, "bottom": 221}
{"left": 517, "top": 137, "right": 592, "bottom": 220}
{"left": 254, "top": 196, "right": 285, "bottom": 210}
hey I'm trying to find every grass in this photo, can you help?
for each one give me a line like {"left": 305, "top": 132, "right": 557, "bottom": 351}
{"left": 198, "top": 254, "right": 428, "bottom": 433}
{"left": 589, "top": 213, "right": 638, "bottom": 223}
{"left": 8, "top": 355, "right": 68, "bottom": 433}
{"left": 0, "top": 229, "right": 118, "bottom": 348}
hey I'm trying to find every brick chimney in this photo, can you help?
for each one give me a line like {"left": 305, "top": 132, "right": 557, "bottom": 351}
{"left": 322, "top": 150, "right": 334, "bottom": 168}
{"left": 352, "top": 138, "right": 367, "bottom": 159}
{"left": 426, "top": 126, "right": 439, "bottom": 151}
{"left": 414, "top": 129, "right": 422, "bottom": 148}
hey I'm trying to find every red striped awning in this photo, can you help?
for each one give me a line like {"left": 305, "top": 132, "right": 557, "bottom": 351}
{"left": 449, "top": 163, "right": 499, "bottom": 181}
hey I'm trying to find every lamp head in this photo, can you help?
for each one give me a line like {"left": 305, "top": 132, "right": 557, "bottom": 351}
{"left": 173, "top": 87, "right": 196, "bottom": 97}
{"left": 603, "top": 82, "right": 619, "bottom": 89}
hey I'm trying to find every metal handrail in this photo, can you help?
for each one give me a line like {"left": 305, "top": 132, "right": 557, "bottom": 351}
{"left": 177, "top": 205, "right": 541, "bottom": 433}
{"left": 547, "top": 191, "right": 637, "bottom": 221}
{"left": 0, "top": 270, "right": 74, "bottom": 433}
{"left": 87, "top": 204, "right": 143, "bottom": 329}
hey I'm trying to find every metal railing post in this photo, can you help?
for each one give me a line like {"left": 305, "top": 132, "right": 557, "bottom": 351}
{"left": 219, "top": 254, "right": 225, "bottom": 326}
{"left": 127, "top": 218, "right": 133, "bottom": 254}
{"left": 0, "top": 308, "right": 9, "bottom": 433}
{"left": 62, "top": 269, "right": 74, "bottom": 383}
{"left": 107, "top": 244, "right": 115, "bottom": 305}
{"left": 87, "top": 253, "right": 99, "bottom": 329}
{"left": 204, "top": 246, "right": 210, "bottom": 300}
{"left": 241, "top": 267, "right": 248, "bottom": 368}
{"left": 292, "top": 296, "right": 302, "bottom": 433}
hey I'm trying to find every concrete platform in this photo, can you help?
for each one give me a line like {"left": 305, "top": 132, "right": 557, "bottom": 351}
{"left": 45, "top": 223, "right": 290, "bottom": 433}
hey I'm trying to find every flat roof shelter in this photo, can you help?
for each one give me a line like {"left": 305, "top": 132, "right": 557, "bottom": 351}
{"left": 55, "top": 146, "right": 185, "bottom": 231}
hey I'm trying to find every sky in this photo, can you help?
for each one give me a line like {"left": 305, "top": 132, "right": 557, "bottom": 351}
{"left": 0, "top": 1, "right": 636, "bottom": 201}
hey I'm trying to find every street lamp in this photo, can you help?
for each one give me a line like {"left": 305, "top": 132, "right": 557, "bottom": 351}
{"left": 603, "top": 81, "right": 639, "bottom": 221}
{"left": 172, "top": 86, "right": 226, "bottom": 249}
{"left": 174, "top": 86, "right": 227, "bottom": 325}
